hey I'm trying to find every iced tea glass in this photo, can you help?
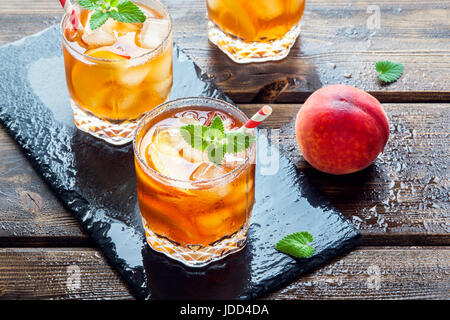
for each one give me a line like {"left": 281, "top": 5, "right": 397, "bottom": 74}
{"left": 61, "top": 0, "right": 173, "bottom": 145}
{"left": 133, "top": 97, "right": 256, "bottom": 267}
{"left": 207, "top": 0, "right": 305, "bottom": 63}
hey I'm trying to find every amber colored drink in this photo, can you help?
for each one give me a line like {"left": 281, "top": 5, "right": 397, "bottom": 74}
{"left": 207, "top": 0, "right": 305, "bottom": 63}
{"left": 134, "top": 98, "right": 256, "bottom": 267}
{"left": 61, "top": 0, "right": 172, "bottom": 145}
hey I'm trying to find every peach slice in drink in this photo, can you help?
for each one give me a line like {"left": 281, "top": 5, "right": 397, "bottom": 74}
{"left": 85, "top": 47, "right": 131, "bottom": 60}
{"left": 139, "top": 195, "right": 197, "bottom": 240}
{"left": 147, "top": 128, "right": 188, "bottom": 180}
{"left": 248, "top": 0, "right": 284, "bottom": 20}
{"left": 117, "top": 63, "right": 152, "bottom": 87}
{"left": 216, "top": 0, "right": 256, "bottom": 40}
{"left": 195, "top": 208, "right": 235, "bottom": 237}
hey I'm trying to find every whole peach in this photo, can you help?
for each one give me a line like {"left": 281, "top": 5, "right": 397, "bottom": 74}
{"left": 295, "top": 84, "right": 389, "bottom": 175}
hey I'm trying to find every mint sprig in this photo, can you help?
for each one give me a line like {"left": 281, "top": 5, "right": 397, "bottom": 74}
{"left": 89, "top": 9, "right": 110, "bottom": 30}
{"left": 210, "top": 115, "right": 225, "bottom": 136}
{"left": 375, "top": 60, "right": 404, "bottom": 83}
{"left": 179, "top": 124, "right": 209, "bottom": 152}
{"left": 78, "top": 0, "right": 146, "bottom": 30}
{"left": 109, "top": 1, "right": 147, "bottom": 23}
{"left": 275, "top": 231, "right": 315, "bottom": 259}
{"left": 78, "top": 0, "right": 100, "bottom": 10}
{"left": 180, "top": 116, "right": 256, "bottom": 165}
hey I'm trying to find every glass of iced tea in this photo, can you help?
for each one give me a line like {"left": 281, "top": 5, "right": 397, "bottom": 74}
{"left": 207, "top": 0, "right": 305, "bottom": 63}
{"left": 133, "top": 97, "right": 256, "bottom": 267}
{"left": 61, "top": 0, "right": 173, "bottom": 145}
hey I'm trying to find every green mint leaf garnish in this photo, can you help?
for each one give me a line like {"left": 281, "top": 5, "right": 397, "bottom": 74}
{"left": 78, "top": 0, "right": 146, "bottom": 30}
{"left": 78, "top": 0, "right": 100, "bottom": 10}
{"left": 204, "top": 127, "right": 224, "bottom": 143}
{"left": 90, "top": 9, "right": 110, "bottom": 30}
{"left": 210, "top": 116, "right": 225, "bottom": 135}
{"left": 275, "top": 232, "right": 315, "bottom": 259}
{"left": 180, "top": 125, "right": 209, "bottom": 151}
{"left": 109, "top": 0, "right": 146, "bottom": 23}
{"left": 204, "top": 116, "right": 225, "bottom": 141}
{"left": 180, "top": 116, "right": 256, "bottom": 166}
{"left": 375, "top": 60, "right": 404, "bottom": 83}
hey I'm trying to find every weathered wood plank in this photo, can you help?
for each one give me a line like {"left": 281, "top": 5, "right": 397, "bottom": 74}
{"left": 0, "top": 0, "right": 448, "bottom": 103}
{"left": 1, "top": 103, "right": 448, "bottom": 246}
{"left": 0, "top": 247, "right": 448, "bottom": 300}
{"left": 0, "top": 248, "right": 131, "bottom": 299}
{"left": 0, "top": 129, "right": 90, "bottom": 247}
{"left": 268, "top": 246, "right": 450, "bottom": 300}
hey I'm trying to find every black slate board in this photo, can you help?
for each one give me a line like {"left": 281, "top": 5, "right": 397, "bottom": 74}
{"left": 0, "top": 25, "right": 360, "bottom": 300}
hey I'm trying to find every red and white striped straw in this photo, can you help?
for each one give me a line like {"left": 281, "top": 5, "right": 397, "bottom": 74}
{"left": 241, "top": 105, "right": 272, "bottom": 131}
{"left": 59, "top": 0, "right": 83, "bottom": 30}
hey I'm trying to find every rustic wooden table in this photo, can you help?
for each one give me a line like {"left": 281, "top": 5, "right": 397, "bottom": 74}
{"left": 0, "top": 0, "right": 449, "bottom": 300}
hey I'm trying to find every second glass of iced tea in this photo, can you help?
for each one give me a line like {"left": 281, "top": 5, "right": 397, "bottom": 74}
{"left": 207, "top": 0, "right": 305, "bottom": 63}
{"left": 134, "top": 97, "right": 256, "bottom": 267}
{"left": 61, "top": 0, "right": 173, "bottom": 145}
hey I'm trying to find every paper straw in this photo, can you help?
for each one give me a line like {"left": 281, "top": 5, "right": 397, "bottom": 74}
{"left": 59, "top": 0, "right": 83, "bottom": 30}
{"left": 241, "top": 105, "right": 272, "bottom": 131}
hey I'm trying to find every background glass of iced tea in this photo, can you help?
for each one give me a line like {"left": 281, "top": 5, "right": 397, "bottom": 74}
{"left": 61, "top": 0, "right": 173, "bottom": 145}
{"left": 133, "top": 97, "right": 256, "bottom": 267}
{"left": 207, "top": 0, "right": 305, "bottom": 63}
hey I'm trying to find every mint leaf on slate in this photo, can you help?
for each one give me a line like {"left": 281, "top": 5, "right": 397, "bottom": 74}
{"left": 375, "top": 60, "right": 404, "bottom": 83}
{"left": 275, "top": 232, "right": 315, "bottom": 259}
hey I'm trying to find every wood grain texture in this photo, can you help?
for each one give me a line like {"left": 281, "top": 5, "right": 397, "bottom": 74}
{"left": 267, "top": 246, "right": 450, "bottom": 300}
{"left": 0, "top": 130, "right": 90, "bottom": 247}
{"left": 0, "top": 247, "right": 448, "bottom": 300}
{"left": 0, "top": 0, "right": 449, "bottom": 103}
{"left": 0, "top": 248, "right": 131, "bottom": 300}
{"left": 1, "top": 104, "right": 448, "bottom": 246}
